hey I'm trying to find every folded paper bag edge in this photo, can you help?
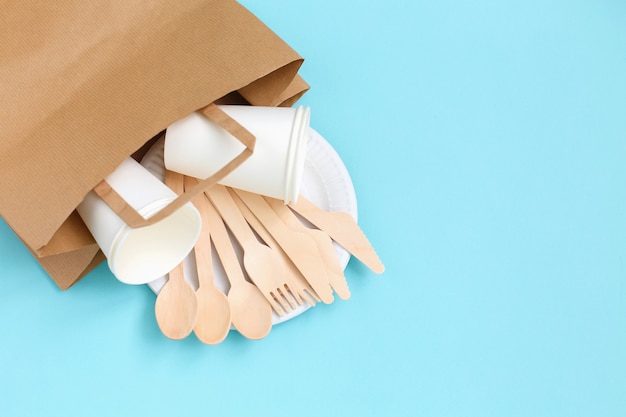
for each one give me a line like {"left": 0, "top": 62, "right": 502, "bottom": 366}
{"left": 17, "top": 222, "right": 103, "bottom": 290}
{"left": 36, "top": 246, "right": 105, "bottom": 291}
{"left": 37, "top": 211, "right": 96, "bottom": 257}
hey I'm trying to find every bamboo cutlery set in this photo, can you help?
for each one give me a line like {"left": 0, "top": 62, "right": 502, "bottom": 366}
{"left": 154, "top": 170, "right": 384, "bottom": 343}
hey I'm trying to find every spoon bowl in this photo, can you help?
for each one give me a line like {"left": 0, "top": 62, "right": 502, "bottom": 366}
{"left": 228, "top": 281, "right": 272, "bottom": 340}
{"left": 202, "top": 192, "right": 272, "bottom": 340}
{"left": 154, "top": 262, "right": 198, "bottom": 339}
{"left": 187, "top": 176, "right": 232, "bottom": 345}
{"left": 193, "top": 284, "right": 231, "bottom": 344}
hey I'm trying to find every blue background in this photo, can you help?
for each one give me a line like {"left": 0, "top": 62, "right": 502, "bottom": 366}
{"left": 1, "top": 1, "right": 625, "bottom": 416}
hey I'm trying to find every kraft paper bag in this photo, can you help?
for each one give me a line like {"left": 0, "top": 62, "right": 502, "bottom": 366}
{"left": 0, "top": 0, "right": 309, "bottom": 289}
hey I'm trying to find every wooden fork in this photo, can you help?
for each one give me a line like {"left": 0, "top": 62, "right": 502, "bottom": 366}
{"left": 205, "top": 184, "right": 300, "bottom": 316}
{"left": 229, "top": 188, "right": 321, "bottom": 307}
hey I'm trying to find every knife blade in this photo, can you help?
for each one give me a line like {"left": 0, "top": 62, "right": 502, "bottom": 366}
{"left": 288, "top": 196, "right": 384, "bottom": 274}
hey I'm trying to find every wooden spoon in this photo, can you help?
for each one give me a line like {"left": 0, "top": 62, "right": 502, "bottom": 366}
{"left": 206, "top": 185, "right": 295, "bottom": 316}
{"left": 185, "top": 177, "right": 231, "bottom": 345}
{"left": 154, "top": 170, "right": 198, "bottom": 340}
{"left": 203, "top": 194, "right": 272, "bottom": 340}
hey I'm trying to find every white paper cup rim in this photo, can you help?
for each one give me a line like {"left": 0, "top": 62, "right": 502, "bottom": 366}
{"left": 283, "top": 106, "right": 310, "bottom": 203}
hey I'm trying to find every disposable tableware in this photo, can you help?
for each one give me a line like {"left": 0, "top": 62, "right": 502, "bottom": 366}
{"left": 203, "top": 195, "right": 272, "bottom": 340}
{"left": 186, "top": 177, "right": 231, "bottom": 344}
{"left": 154, "top": 170, "right": 199, "bottom": 340}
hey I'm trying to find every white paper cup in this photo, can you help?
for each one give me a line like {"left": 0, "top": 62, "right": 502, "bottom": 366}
{"left": 76, "top": 158, "right": 202, "bottom": 285}
{"left": 164, "top": 105, "right": 310, "bottom": 204}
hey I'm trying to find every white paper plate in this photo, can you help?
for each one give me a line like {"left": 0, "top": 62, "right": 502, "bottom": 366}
{"left": 140, "top": 128, "right": 357, "bottom": 325}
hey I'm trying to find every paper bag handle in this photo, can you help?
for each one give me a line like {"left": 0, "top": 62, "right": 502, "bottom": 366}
{"left": 92, "top": 103, "right": 255, "bottom": 228}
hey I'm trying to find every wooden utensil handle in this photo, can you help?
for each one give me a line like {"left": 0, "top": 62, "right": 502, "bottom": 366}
{"left": 233, "top": 188, "right": 335, "bottom": 304}
{"left": 205, "top": 185, "right": 258, "bottom": 247}
{"left": 185, "top": 176, "right": 215, "bottom": 289}
{"left": 203, "top": 194, "right": 247, "bottom": 287}
{"left": 265, "top": 196, "right": 351, "bottom": 300}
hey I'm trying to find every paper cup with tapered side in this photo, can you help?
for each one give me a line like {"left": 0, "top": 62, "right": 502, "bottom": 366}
{"left": 76, "top": 158, "right": 202, "bottom": 285}
{"left": 164, "top": 105, "right": 310, "bottom": 204}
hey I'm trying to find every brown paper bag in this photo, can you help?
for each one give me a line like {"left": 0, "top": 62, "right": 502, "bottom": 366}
{"left": 0, "top": 0, "right": 309, "bottom": 289}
